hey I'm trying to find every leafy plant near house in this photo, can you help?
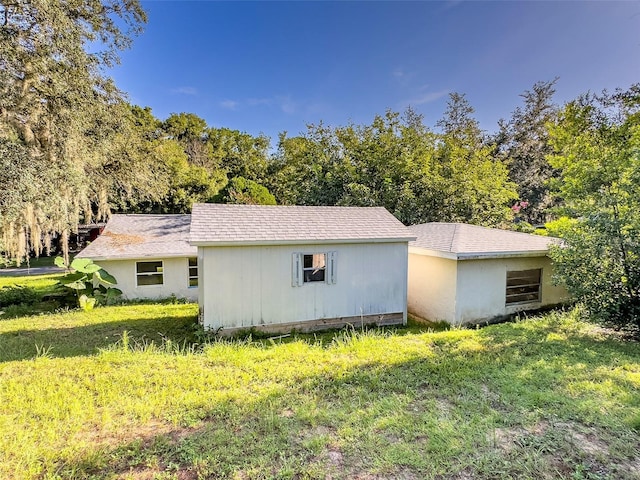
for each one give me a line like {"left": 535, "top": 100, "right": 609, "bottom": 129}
{"left": 55, "top": 257, "right": 122, "bottom": 311}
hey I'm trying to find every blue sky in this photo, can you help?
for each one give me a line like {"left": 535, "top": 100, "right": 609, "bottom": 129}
{"left": 110, "top": 1, "right": 640, "bottom": 144}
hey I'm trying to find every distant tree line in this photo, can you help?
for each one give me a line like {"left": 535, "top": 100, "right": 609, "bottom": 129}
{"left": 1, "top": 0, "right": 639, "bottom": 331}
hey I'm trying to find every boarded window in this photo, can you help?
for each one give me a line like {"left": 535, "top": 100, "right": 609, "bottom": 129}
{"left": 303, "top": 253, "right": 326, "bottom": 282}
{"left": 136, "top": 261, "right": 164, "bottom": 286}
{"left": 506, "top": 269, "right": 541, "bottom": 305}
{"left": 188, "top": 257, "right": 198, "bottom": 287}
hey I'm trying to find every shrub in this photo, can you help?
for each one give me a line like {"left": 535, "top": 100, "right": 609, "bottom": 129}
{"left": 0, "top": 285, "right": 39, "bottom": 307}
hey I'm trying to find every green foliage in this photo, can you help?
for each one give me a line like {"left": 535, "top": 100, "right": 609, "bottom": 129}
{"left": 496, "top": 80, "right": 560, "bottom": 225}
{"left": 0, "top": 285, "right": 38, "bottom": 307}
{"left": 217, "top": 176, "right": 277, "bottom": 205}
{"left": 56, "top": 257, "right": 122, "bottom": 310}
{"left": 270, "top": 103, "right": 516, "bottom": 226}
{"left": 547, "top": 85, "right": 640, "bottom": 331}
{"left": 0, "top": 0, "right": 147, "bottom": 262}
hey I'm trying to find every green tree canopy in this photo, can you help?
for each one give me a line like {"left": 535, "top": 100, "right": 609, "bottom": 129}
{"left": 547, "top": 85, "right": 640, "bottom": 331}
{"left": 0, "top": 0, "right": 146, "bottom": 262}
{"left": 497, "top": 80, "right": 560, "bottom": 225}
{"left": 217, "top": 177, "right": 277, "bottom": 205}
{"left": 269, "top": 105, "right": 517, "bottom": 226}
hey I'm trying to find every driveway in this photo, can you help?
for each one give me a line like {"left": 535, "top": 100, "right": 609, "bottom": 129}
{"left": 0, "top": 266, "right": 65, "bottom": 277}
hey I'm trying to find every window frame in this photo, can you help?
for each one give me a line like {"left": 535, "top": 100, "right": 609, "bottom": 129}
{"left": 302, "top": 253, "right": 326, "bottom": 283}
{"left": 505, "top": 268, "right": 542, "bottom": 306}
{"left": 292, "top": 251, "right": 337, "bottom": 287}
{"left": 188, "top": 257, "right": 198, "bottom": 288}
{"left": 135, "top": 260, "right": 164, "bottom": 287}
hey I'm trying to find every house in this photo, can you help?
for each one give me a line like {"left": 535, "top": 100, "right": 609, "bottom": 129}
{"left": 407, "top": 223, "right": 568, "bottom": 325}
{"left": 189, "top": 203, "right": 416, "bottom": 335}
{"left": 75, "top": 214, "right": 198, "bottom": 301}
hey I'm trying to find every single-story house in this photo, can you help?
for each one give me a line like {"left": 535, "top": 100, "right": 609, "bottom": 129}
{"left": 75, "top": 214, "right": 198, "bottom": 301}
{"left": 189, "top": 203, "right": 416, "bottom": 335}
{"left": 407, "top": 223, "right": 568, "bottom": 325}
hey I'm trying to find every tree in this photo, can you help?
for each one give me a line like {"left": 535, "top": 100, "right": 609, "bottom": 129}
{"left": 163, "top": 113, "right": 213, "bottom": 168}
{"left": 270, "top": 105, "right": 517, "bottom": 227}
{"left": 0, "top": 0, "right": 147, "bottom": 263}
{"left": 547, "top": 85, "right": 640, "bottom": 331}
{"left": 497, "top": 80, "right": 559, "bottom": 225}
{"left": 217, "top": 177, "right": 276, "bottom": 205}
{"left": 208, "top": 127, "right": 271, "bottom": 182}
{"left": 433, "top": 93, "right": 517, "bottom": 226}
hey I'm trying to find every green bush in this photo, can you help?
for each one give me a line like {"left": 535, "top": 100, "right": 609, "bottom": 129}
{"left": 0, "top": 285, "right": 39, "bottom": 307}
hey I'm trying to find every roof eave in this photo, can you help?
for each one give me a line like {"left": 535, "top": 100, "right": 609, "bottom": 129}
{"left": 457, "top": 250, "right": 550, "bottom": 260}
{"left": 75, "top": 252, "right": 197, "bottom": 262}
{"left": 191, "top": 236, "right": 416, "bottom": 247}
{"left": 409, "top": 246, "right": 550, "bottom": 260}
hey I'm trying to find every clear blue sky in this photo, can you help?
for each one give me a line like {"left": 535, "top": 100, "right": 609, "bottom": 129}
{"left": 110, "top": 0, "right": 640, "bottom": 144}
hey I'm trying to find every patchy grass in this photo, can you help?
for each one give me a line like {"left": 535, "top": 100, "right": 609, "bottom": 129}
{"left": 0, "top": 287, "right": 638, "bottom": 479}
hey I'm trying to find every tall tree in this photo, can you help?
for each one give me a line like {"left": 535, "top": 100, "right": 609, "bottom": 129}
{"left": 434, "top": 93, "right": 517, "bottom": 226}
{"left": 0, "top": 0, "right": 146, "bottom": 262}
{"left": 547, "top": 85, "right": 640, "bottom": 331}
{"left": 497, "top": 80, "right": 559, "bottom": 225}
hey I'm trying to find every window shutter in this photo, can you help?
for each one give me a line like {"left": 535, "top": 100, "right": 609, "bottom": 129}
{"left": 328, "top": 251, "right": 337, "bottom": 284}
{"left": 292, "top": 252, "right": 302, "bottom": 287}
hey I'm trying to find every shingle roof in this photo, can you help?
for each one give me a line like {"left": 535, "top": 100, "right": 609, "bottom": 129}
{"left": 190, "top": 204, "right": 415, "bottom": 245}
{"left": 76, "top": 214, "right": 196, "bottom": 260}
{"left": 409, "top": 223, "right": 559, "bottom": 259}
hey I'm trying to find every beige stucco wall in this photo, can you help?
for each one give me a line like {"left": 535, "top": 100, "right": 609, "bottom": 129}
{"left": 454, "top": 256, "right": 568, "bottom": 324}
{"left": 97, "top": 257, "right": 198, "bottom": 301}
{"left": 198, "top": 242, "right": 409, "bottom": 331}
{"left": 407, "top": 252, "right": 458, "bottom": 323}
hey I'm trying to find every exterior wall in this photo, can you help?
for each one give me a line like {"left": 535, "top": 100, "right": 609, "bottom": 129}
{"left": 97, "top": 257, "right": 198, "bottom": 301}
{"left": 454, "top": 256, "right": 568, "bottom": 324}
{"left": 199, "top": 242, "right": 408, "bottom": 332}
{"left": 407, "top": 252, "right": 458, "bottom": 323}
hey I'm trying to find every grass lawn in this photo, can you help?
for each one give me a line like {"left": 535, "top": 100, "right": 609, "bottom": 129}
{"left": 0, "top": 279, "right": 638, "bottom": 479}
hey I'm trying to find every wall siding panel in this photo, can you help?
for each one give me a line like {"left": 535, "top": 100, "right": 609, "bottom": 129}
{"left": 200, "top": 242, "right": 408, "bottom": 331}
{"left": 98, "top": 257, "right": 198, "bottom": 301}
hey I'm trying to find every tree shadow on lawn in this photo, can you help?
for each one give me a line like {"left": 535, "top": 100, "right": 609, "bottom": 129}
{"left": 0, "top": 308, "right": 198, "bottom": 363}
{"left": 33, "top": 321, "right": 640, "bottom": 480}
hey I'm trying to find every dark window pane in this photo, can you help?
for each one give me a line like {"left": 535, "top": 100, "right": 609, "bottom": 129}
{"left": 137, "top": 261, "right": 163, "bottom": 274}
{"left": 137, "top": 273, "right": 163, "bottom": 286}
{"left": 304, "top": 269, "right": 325, "bottom": 282}
{"left": 188, "top": 258, "right": 197, "bottom": 267}
{"left": 189, "top": 278, "right": 198, "bottom": 287}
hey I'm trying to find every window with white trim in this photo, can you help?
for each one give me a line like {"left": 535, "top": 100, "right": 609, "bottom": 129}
{"left": 292, "top": 252, "right": 337, "bottom": 286}
{"left": 136, "top": 261, "right": 164, "bottom": 286}
{"left": 506, "top": 269, "right": 541, "bottom": 305}
{"left": 188, "top": 257, "right": 198, "bottom": 287}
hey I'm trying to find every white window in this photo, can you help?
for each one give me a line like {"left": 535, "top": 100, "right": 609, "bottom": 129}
{"left": 188, "top": 257, "right": 198, "bottom": 287}
{"left": 292, "top": 251, "right": 337, "bottom": 287}
{"left": 136, "top": 261, "right": 164, "bottom": 286}
{"left": 506, "top": 269, "right": 541, "bottom": 305}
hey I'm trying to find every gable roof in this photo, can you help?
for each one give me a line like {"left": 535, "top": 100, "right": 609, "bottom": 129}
{"left": 190, "top": 204, "right": 415, "bottom": 246}
{"left": 409, "top": 223, "right": 559, "bottom": 260}
{"left": 76, "top": 214, "right": 196, "bottom": 261}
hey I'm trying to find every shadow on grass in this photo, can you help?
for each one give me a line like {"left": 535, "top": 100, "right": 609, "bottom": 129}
{"left": 30, "top": 318, "right": 640, "bottom": 480}
{"left": 0, "top": 310, "right": 198, "bottom": 363}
